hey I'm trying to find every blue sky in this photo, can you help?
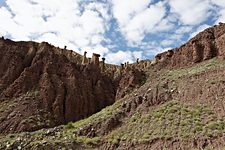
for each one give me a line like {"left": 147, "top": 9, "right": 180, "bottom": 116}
{"left": 0, "top": 0, "right": 5, "bottom": 6}
{"left": 0, "top": 0, "right": 225, "bottom": 64}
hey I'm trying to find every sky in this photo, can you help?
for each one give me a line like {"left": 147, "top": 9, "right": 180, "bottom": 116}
{"left": 0, "top": 0, "right": 225, "bottom": 64}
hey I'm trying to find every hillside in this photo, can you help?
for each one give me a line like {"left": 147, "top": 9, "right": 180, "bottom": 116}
{"left": 0, "top": 23, "right": 225, "bottom": 149}
{"left": 0, "top": 39, "right": 145, "bottom": 134}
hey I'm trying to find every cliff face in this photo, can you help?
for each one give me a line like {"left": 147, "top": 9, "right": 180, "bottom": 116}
{"left": 155, "top": 23, "right": 225, "bottom": 68}
{"left": 0, "top": 38, "right": 145, "bottom": 133}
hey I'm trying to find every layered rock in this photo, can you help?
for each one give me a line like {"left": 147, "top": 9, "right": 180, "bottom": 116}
{"left": 0, "top": 39, "right": 116, "bottom": 132}
{"left": 154, "top": 23, "right": 225, "bottom": 68}
{"left": 0, "top": 38, "right": 145, "bottom": 133}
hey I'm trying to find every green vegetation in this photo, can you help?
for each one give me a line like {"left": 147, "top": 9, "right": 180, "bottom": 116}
{"left": 206, "top": 77, "right": 225, "bottom": 85}
{"left": 0, "top": 92, "right": 126, "bottom": 149}
{"left": 107, "top": 100, "right": 225, "bottom": 143}
{"left": 65, "top": 122, "right": 74, "bottom": 129}
{"left": 75, "top": 136, "right": 100, "bottom": 145}
{"left": 25, "top": 90, "right": 40, "bottom": 97}
{"left": 64, "top": 97, "right": 123, "bottom": 131}
{"left": 0, "top": 98, "right": 224, "bottom": 149}
{"left": 165, "top": 58, "right": 225, "bottom": 79}
{"left": 1, "top": 58, "right": 225, "bottom": 149}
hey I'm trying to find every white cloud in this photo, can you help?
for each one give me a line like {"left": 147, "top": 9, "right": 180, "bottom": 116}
{"left": 105, "top": 51, "right": 133, "bottom": 64}
{"left": 0, "top": 0, "right": 110, "bottom": 52}
{"left": 85, "top": 2, "right": 111, "bottom": 22}
{"left": 111, "top": 0, "right": 150, "bottom": 27}
{"left": 170, "top": 34, "right": 183, "bottom": 41}
{"left": 0, "top": 7, "right": 26, "bottom": 39}
{"left": 210, "top": 0, "right": 225, "bottom": 24}
{"left": 216, "top": 9, "right": 225, "bottom": 23}
{"left": 0, "top": 0, "right": 224, "bottom": 65}
{"left": 175, "top": 26, "right": 193, "bottom": 34}
{"left": 36, "top": 32, "right": 77, "bottom": 50}
{"left": 143, "top": 46, "right": 171, "bottom": 58}
{"left": 169, "top": 0, "right": 211, "bottom": 25}
{"left": 132, "top": 51, "right": 143, "bottom": 60}
{"left": 160, "top": 39, "right": 174, "bottom": 47}
{"left": 81, "top": 45, "right": 109, "bottom": 59}
{"left": 112, "top": 1, "right": 167, "bottom": 44}
{"left": 153, "top": 18, "right": 175, "bottom": 32}
{"left": 212, "top": 0, "right": 225, "bottom": 8}
{"left": 105, "top": 50, "right": 143, "bottom": 64}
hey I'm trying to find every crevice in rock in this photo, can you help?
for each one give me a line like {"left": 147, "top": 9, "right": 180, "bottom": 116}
{"left": 63, "top": 86, "right": 67, "bottom": 123}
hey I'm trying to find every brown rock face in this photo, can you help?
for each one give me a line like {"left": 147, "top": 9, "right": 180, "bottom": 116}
{"left": 154, "top": 23, "right": 225, "bottom": 68}
{"left": 115, "top": 69, "right": 146, "bottom": 99}
{"left": 0, "top": 39, "right": 116, "bottom": 133}
{"left": 0, "top": 38, "right": 146, "bottom": 133}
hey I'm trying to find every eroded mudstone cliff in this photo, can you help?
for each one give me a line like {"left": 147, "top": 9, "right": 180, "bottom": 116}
{"left": 0, "top": 38, "right": 145, "bottom": 133}
{"left": 154, "top": 23, "right": 225, "bottom": 68}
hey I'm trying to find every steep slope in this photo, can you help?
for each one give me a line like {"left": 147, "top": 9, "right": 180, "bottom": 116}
{"left": 154, "top": 22, "right": 225, "bottom": 69}
{"left": 0, "top": 38, "right": 145, "bottom": 133}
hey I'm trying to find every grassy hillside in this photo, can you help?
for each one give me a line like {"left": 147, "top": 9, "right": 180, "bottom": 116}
{"left": 1, "top": 58, "right": 225, "bottom": 150}
{"left": 108, "top": 100, "right": 225, "bottom": 143}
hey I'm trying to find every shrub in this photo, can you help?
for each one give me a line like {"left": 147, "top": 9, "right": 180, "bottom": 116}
{"left": 65, "top": 122, "right": 74, "bottom": 129}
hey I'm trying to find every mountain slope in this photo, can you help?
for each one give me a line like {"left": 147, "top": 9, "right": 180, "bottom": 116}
{"left": 0, "top": 23, "right": 225, "bottom": 149}
{"left": 1, "top": 57, "right": 225, "bottom": 150}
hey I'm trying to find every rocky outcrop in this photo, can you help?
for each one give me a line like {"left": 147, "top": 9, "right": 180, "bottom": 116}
{"left": 115, "top": 68, "right": 146, "bottom": 99}
{"left": 0, "top": 39, "right": 117, "bottom": 133}
{"left": 154, "top": 23, "right": 225, "bottom": 68}
{"left": 0, "top": 38, "right": 146, "bottom": 133}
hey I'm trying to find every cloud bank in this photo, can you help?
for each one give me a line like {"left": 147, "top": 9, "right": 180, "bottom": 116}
{"left": 0, "top": 0, "right": 225, "bottom": 64}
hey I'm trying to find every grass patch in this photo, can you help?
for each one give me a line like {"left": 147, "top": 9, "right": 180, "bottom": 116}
{"left": 0, "top": 96, "right": 224, "bottom": 149}
{"left": 165, "top": 58, "right": 225, "bottom": 79}
{"left": 65, "top": 122, "right": 74, "bottom": 129}
{"left": 75, "top": 136, "right": 100, "bottom": 145}
{"left": 64, "top": 98, "right": 124, "bottom": 131}
{"left": 207, "top": 121, "right": 225, "bottom": 131}
{"left": 25, "top": 90, "right": 40, "bottom": 97}
{"left": 107, "top": 100, "right": 225, "bottom": 143}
